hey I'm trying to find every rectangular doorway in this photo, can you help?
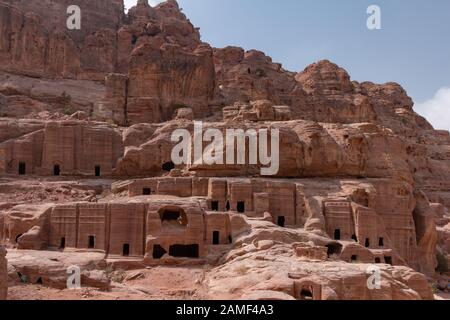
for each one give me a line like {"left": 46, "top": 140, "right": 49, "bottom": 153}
{"left": 237, "top": 201, "right": 245, "bottom": 213}
{"left": 123, "top": 244, "right": 130, "bottom": 256}
{"left": 95, "top": 166, "right": 101, "bottom": 177}
{"left": 278, "top": 216, "right": 286, "bottom": 227}
{"left": 19, "top": 162, "right": 26, "bottom": 175}
{"left": 213, "top": 231, "right": 220, "bottom": 245}
{"left": 88, "top": 236, "right": 95, "bottom": 249}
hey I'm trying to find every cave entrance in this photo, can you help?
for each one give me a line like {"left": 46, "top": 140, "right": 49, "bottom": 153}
{"left": 365, "top": 238, "right": 370, "bottom": 248}
{"left": 53, "top": 164, "right": 60, "bottom": 176}
{"left": 162, "top": 161, "right": 175, "bottom": 172}
{"left": 123, "top": 244, "right": 130, "bottom": 257}
{"left": 226, "top": 201, "right": 231, "bottom": 211}
{"left": 159, "top": 207, "right": 188, "bottom": 227}
{"left": 95, "top": 166, "right": 101, "bottom": 177}
{"left": 300, "top": 287, "right": 314, "bottom": 300}
{"left": 143, "top": 188, "right": 152, "bottom": 195}
{"left": 384, "top": 256, "right": 393, "bottom": 265}
{"left": 161, "top": 210, "right": 181, "bottom": 221}
{"left": 60, "top": 237, "right": 66, "bottom": 249}
{"left": 169, "top": 244, "right": 199, "bottom": 258}
{"left": 237, "top": 201, "right": 245, "bottom": 213}
{"left": 351, "top": 255, "right": 358, "bottom": 262}
{"left": 278, "top": 216, "right": 286, "bottom": 227}
{"left": 211, "top": 201, "right": 219, "bottom": 212}
{"left": 379, "top": 237, "right": 384, "bottom": 247}
{"left": 375, "top": 258, "right": 381, "bottom": 263}
{"left": 153, "top": 245, "right": 167, "bottom": 259}
{"left": 213, "top": 231, "right": 220, "bottom": 245}
{"left": 326, "top": 243, "right": 343, "bottom": 257}
{"left": 334, "top": 229, "right": 341, "bottom": 240}
{"left": 18, "top": 162, "right": 26, "bottom": 175}
{"left": 88, "top": 235, "right": 95, "bottom": 249}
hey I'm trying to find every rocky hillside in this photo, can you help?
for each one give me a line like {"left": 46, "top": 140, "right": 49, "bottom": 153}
{"left": 0, "top": 0, "right": 448, "bottom": 300}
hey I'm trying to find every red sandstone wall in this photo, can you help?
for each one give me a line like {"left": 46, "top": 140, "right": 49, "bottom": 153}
{"left": 0, "top": 246, "right": 7, "bottom": 300}
{"left": 0, "top": 0, "right": 124, "bottom": 79}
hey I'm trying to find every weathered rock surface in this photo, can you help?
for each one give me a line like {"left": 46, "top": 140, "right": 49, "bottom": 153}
{"left": 0, "top": 246, "right": 6, "bottom": 299}
{"left": 0, "top": 0, "right": 448, "bottom": 301}
{"left": 203, "top": 219, "right": 433, "bottom": 300}
{"left": 6, "top": 249, "right": 109, "bottom": 290}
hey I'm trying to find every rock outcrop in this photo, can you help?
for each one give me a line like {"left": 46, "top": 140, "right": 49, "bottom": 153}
{"left": 0, "top": 246, "right": 6, "bottom": 299}
{"left": 0, "top": 0, "right": 124, "bottom": 80}
{"left": 0, "top": 0, "right": 448, "bottom": 300}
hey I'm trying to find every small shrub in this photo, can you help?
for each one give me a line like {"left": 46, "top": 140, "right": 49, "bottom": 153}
{"left": 255, "top": 68, "right": 267, "bottom": 78}
{"left": 431, "top": 283, "right": 439, "bottom": 294}
{"left": 61, "top": 91, "right": 74, "bottom": 115}
{"left": 436, "top": 252, "right": 449, "bottom": 273}
{"left": 234, "top": 265, "right": 249, "bottom": 275}
{"left": 104, "top": 265, "right": 126, "bottom": 283}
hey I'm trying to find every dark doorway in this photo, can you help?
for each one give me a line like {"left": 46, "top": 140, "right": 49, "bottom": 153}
{"left": 213, "top": 231, "right": 220, "bottom": 245}
{"left": 123, "top": 244, "right": 130, "bottom": 256}
{"left": 153, "top": 245, "right": 167, "bottom": 259}
{"left": 365, "top": 238, "right": 370, "bottom": 248}
{"left": 18, "top": 162, "right": 26, "bottom": 175}
{"left": 278, "top": 216, "right": 286, "bottom": 227}
{"left": 169, "top": 244, "right": 199, "bottom": 258}
{"left": 15, "top": 234, "right": 23, "bottom": 243}
{"left": 161, "top": 210, "right": 180, "bottom": 221}
{"left": 36, "top": 277, "right": 43, "bottom": 285}
{"left": 326, "top": 243, "right": 343, "bottom": 257}
{"left": 211, "top": 201, "right": 219, "bottom": 212}
{"left": 159, "top": 208, "right": 187, "bottom": 226}
{"left": 375, "top": 258, "right": 381, "bottom": 263}
{"left": 334, "top": 229, "right": 341, "bottom": 240}
{"left": 60, "top": 237, "right": 66, "bottom": 249}
{"left": 378, "top": 237, "right": 384, "bottom": 247}
{"left": 53, "top": 164, "right": 60, "bottom": 176}
{"left": 351, "top": 234, "right": 358, "bottom": 242}
{"left": 237, "top": 201, "right": 245, "bottom": 213}
{"left": 228, "top": 235, "right": 233, "bottom": 244}
{"left": 162, "top": 161, "right": 175, "bottom": 172}
{"left": 384, "top": 256, "right": 393, "bottom": 265}
{"left": 131, "top": 34, "right": 138, "bottom": 45}
{"left": 300, "top": 289, "right": 313, "bottom": 300}
{"left": 226, "top": 201, "right": 231, "bottom": 211}
{"left": 95, "top": 166, "right": 101, "bottom": 177}
{"left": 88, "top": 236, "right": 95, "bottom": 249}
{"left": 143, "top": 188, "right": 152, "bottom": 195}
{"left": 351, "top": 255, "right": 358, "bottom": 262}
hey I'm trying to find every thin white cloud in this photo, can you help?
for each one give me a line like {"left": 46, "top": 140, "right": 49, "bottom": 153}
{"left": 415, "top": 87, "right": 450, "bottom": 131}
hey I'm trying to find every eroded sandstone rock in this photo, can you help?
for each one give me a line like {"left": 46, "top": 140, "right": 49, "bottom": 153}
{"left": 0, "top": 0, "right": 448, "bottom": 301}
{"left": 0, "top": 246, "right": 6, "bottom": 299}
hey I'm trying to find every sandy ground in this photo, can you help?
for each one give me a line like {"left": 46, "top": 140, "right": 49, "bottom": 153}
{"left": 8, "top": 266, "right": 213, "bottom": 300}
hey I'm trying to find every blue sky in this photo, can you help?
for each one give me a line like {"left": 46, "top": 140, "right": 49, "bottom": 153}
{"left": 126, "top": 0, "right": 450, "bottom": 130}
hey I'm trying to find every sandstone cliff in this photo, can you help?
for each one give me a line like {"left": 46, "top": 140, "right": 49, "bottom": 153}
{"left": 0, "top": 0, "right": 448, "bottom": 300}
{"left": 0, "top": 246, "right": 6, "bottom": 299}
